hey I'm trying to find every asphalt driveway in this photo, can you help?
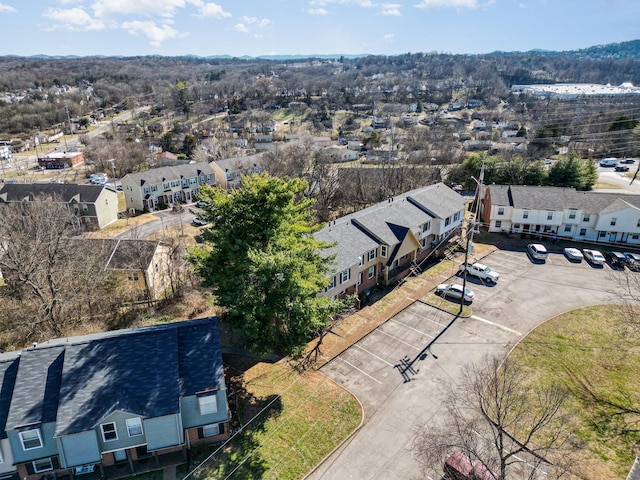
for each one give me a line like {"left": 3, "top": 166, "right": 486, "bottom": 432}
{"left": 307, "top": 246, "right": 626, "bottom": 480}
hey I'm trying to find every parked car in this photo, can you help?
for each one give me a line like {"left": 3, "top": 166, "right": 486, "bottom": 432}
{"left": 436, "top": 283, "right": 475, "bottom": 302}
{"left": 623, "top": 252, "right": 640, "bottom": 271}
{"left": 459, "top": 262, "right": 499, "bottom": 283}
{"left": 563, "top": 247, "right": 584, "bottom": 262}
{"left": 615, "top": 165, "right": 630, "bottom": 172}
{"left": 527, "top": 243, "right": 548, "bottom": 261}
{"left": 192, "top": 216, "right": 208, "bottom": 226}
{"left": 582, "top": 249, "right": 606, "bottom": 265}
{"left": 621, "top": 158, "right": 636, "bottom": 164}
{"left": 599, "top": 157, "right": 618, "bottom": 167}
{"left": 605, "top": 251, "right": 627, "bottom": 269}
{"left": 195, "top": 200, "right": 210, "bottom": 208}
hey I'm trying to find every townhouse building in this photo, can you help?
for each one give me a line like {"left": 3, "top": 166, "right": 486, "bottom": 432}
{"left": 120, "top": 163, "right": 215, "bottom": 212}
{"left": 0, "top": 183, "right": 118, "bottom": 229}
{"left": 316, "top": 183, "right": 467, "bottom": 299}
{"left": 482, "top": 185, "right": 640, "bottom": 245}
{"left": 0, "top": 318, "right": 229, "bottom": 480}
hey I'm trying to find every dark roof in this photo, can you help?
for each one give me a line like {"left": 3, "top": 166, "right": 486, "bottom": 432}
{"left": 0, "top": 354, "right": 20, "bottom": 437}
{"left": 0, "top": 318, "right": 223, "bottom": 437}
{"left": 104, "top": 239, "right": 159, "bottom": 271}
{"left": 0, "top": 183, "right": 110, "bottom": 204}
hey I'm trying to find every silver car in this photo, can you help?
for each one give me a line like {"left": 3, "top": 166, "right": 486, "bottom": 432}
{"left": 583, "top": 249, "right": 605, "bottom": 265}
{"left": 436, "top": 283, "right": 475, "bottom": 302}
{"left": 527, "top": 243, "right": 548, "bottom": 261}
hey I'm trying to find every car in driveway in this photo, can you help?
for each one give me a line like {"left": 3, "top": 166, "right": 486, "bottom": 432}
{"left": 192, "top": 216, "right": 208, "bottom": 226}
{"left": 583, "top": 249, "right": 606, "bottom": 265}
{"left": 527, "top": 243, "right": 548, "bottom": 261}
{"left": 563, "top": 247, "right": 584, "bottom": 262}
{"left": 623, "top": 252, "right": 640, "bottom": 271}
{"left": 459, "top": 262, "right": 499, "bottom": 283}
{"left": 605, "top": 251, "right": 627, "bottom": 269}
{"left": 436, "top": 283, "right": 475, "bottom": 302}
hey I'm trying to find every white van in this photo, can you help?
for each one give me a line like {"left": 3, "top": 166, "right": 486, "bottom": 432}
{"left": 599, "top": 157, "right": 618, "bottom": 167}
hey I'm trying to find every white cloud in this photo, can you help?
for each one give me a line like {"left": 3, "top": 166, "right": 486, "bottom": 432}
{"left": 383, "top": 33, "right": 394, "bottom": 41}
{"left": 381, "top": 3, "right": 401, "bottom": 15}
{"left": 233, "top": 23, "right": 249, "bottom": 33}
{"left": 308, "top": 8, "right": 328, "bottom": 15}
{"left": 309, "top": 0, "right": 374, "bottom": 7}
{"left": 195, "top": 2, "right": 231, "bottom": 18}
{"left": 121, "top": 20, "right": 181, "bottom": 46}
{"left": 92, "top": 0, "right": 189, "bottom": 19}
{"left": 43, "top": 7, "right": 105, "bottom": 31}
{"left": 415, "top": 0, "right": 478, "bottom": 9}
{"left": 0, "top": 3, "right": 16, "bottom": 13}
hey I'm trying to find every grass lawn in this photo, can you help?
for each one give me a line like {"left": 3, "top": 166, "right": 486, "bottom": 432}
{"left": 509, "top": 305, "right": 640, "bottom": 480}
{"left": 186, "top": 358, "right": 361, "bottom": 480}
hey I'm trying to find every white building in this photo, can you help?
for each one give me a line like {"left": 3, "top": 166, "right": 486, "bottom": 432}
{"left": 482, "top": 185, "right": 640, "bottom": 245}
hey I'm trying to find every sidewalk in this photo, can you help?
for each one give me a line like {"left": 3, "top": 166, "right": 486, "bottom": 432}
{"left": 311, "top": 242, "right": 498, "bottom": 369}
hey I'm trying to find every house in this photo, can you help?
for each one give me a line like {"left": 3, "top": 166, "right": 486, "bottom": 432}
{"left": 0, "top": 317, "right": 229, "bottom": 480}
{"left": 0, "top": 183, "right": 119, "bottom": 229}
{"left": 316, "top": 183, "right": 466, "bottom": 299}
{"left": 210, "top": 153, "right": 264, "bottom": 190}
{"left": 482, "top": 185, "right": 640, "bottom": 245}
{"left": 37, "top": 151, "right": 84, "bottom": 169}
{"left": 120, "top": 163, "right": 215, "bottom": 212}
{"left": 322, "top": 146, "right": 358, "bottom": 163}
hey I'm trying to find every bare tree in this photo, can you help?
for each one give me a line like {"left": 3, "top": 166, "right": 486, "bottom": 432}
{"left": 413, "top": 355, "right": 574, "bottom": 480}
{"left": 0, "top": 199, "right": 115, "bottom": 344}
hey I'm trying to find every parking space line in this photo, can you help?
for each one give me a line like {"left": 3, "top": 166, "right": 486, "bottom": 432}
{"left": 388, "top": 318, "right": 435, "bottom": 339}
{"left": 470, "top": 315, "right": 522, "bottom": 336}
{"left": 335, "top": 356, "right": 383, "bottom": 384}
{"left": 355, "top": 344, "right": 395, "bottom": 367}
{"left": 376, "top": 329, "right": 423, "bottom": 351}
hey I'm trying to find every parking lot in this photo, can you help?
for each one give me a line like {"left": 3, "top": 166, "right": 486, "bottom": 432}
{"left": 309, "top": 245, "right": 626, "bottom": 480}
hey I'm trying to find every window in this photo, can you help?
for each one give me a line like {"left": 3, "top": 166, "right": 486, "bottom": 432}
{"left": 453, "top": 212, "right": 461, "bottom": 222}
{"left": 599, "top": 231, "right": 606, "bottom": 238}
{"left": 368, "top": 266, "right": 376, "bottom": 279}
{"left": 637, "top": 219, "right": 640, "bottom": 228}
{"left": 126, "top": 417, "right": 143, "bottom": 437}
{"left": 583, "top": 214, "right": 590, "bottom": 222}
{"left": 198, "top": 394, "right": 218, "bottom": 415}
{"left": 357, "top": 272, "right": 363, "bottom": 286}
{"left": 358, "top": 256, "right": 364, "bottom": 266}
{"left": 422, "top": 221, "right": 431, "bottom": 232}
{"left": 128, "top": 273, "right": 139, "bottom": 281}
{"left": 497, "top": 207, "right": 504, "bottom": 215}
{"left": 633, "top": 234, "right": 639, "bottom": 240}
{"left": 547, "top": 211, "right": 553, "bottom": 220}
{"left": 611, "top": 218, "right": 617, "bottom": 226}
{"left": 445, "top": 217, "right": 451, "bottom": 226}
{"left": 564, "top": 225, "right": 571, "bottom": 232}
{"left": 367, "top": 249, "right": 376, "bottom": 261}
{"left": 523, "top": 210, "right": 529, "bottom": 219}
{"left": 101, "top": 423, "right": 118, "bottom": 442}
{"left": 513, "top": 223, "right": 520, "bottom": 230}
{"left": 568, "top": 210, "right": 576, "bottom": 219}
{"left": 202, "top": 423, "right": 223, "bottom": 437}
{"left": 495, "top": 220, "right": 502, "bottom": 228}
{"left": 340, "top": 269, "right": 350, "bottom": 284}
{"left": 325, "top": 276, "right": 336, "bottom": 292}
{"left": 579, "top": 228, "right": 586, "bottom": 236}
{"left": 82, "top": 204, "right": 88, "bottom": 212}
{"left": 380, "top": 245, "right": 387, "bottom": 257}
{"left": 19, "top": 429, "right": 42, "bottom": 450}
{"left": 32, "top": 458, "right": 53, "bottom": 473}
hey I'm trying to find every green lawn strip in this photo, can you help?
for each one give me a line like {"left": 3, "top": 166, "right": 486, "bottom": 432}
{"left": 509, "top": 305, "right": 640, "bottom": 479}
{"left": 189, "top": 362, "right": 361, "bottom": 480}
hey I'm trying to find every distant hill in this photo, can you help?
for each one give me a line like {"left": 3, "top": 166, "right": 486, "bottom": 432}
{"left": 490, "top": 39, "right": 640, "bottom": 60}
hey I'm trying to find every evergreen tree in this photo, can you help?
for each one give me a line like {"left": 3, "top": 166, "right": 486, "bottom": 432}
{"left": 189, "top": 174, "right": 348, "bottom": 357}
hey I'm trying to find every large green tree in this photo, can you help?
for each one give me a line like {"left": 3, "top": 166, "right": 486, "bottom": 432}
{"left": 189, "top": 173, "right": 346, "bottom": 357}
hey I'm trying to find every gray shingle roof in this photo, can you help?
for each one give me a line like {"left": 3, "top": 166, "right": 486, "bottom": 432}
{"left": 0, "top": 183, "right": 109, "bottom": 204}
{"left": 315, "top": 183, "right": 466, "bottom": 273}
{"left": 212, "top": 153, "right": 264, "bottom": 172}
{"left": 488, "top": 185, "right": 640, "bottom": 213}
{"left": 123, "top": 163, "right": 214, "bottom": 186}
{"left": 0, "top": 318, "right": 223, "bottom": 437}
{"left": 0, "top": 353, "right": 20, "bottom": 438}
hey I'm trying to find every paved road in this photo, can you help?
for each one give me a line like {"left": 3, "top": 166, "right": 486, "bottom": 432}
{"left": 114, "top": 208, "right": 198, "bottom": 239}
{"left": 307, "top": 247, "right": 629, "bottom": 480}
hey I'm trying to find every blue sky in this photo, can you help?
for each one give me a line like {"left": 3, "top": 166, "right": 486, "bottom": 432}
{"left": 1, "top": 0, "right": 638, "bottom": 57}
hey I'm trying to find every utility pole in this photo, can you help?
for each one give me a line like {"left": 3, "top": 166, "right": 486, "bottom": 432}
{"left": 458, "top": 163, "right": 485, "bottom": 315}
